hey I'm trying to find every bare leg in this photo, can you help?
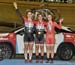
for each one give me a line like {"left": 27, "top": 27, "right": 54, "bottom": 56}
{"left": 40, "top": 44, "right": 44, "bottom": 62}
{"left": 29, "top": 41, "right": 34, "bottom": 61}
{"left": 50, "top": 44, "right": 54, "bottom": 63}
{"left": 46, "top": 45, "right": 50, "bottom": 63}
{"left": 40, "top": 44, "right": 44, "bottom": 56}
{"left": 24, "top": 42, "right": 28, "bottom": 61}
{"left": 35, "top": 44, "right": 39, "bottom": 62}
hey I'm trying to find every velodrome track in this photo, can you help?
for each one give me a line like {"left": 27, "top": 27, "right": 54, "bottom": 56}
{"left": 0, "top": 1, "right": 75, "bottom": 65}
{"left": 0, "top": 59, "right": 75, "bottom": 65}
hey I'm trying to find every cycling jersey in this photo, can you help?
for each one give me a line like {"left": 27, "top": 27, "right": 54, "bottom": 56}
{"left": 46, "top": 21, "right": 62, "bottom": 44}
{"left": 23, "top": 17, "right": 35, "bottom": 42}
{"left": 34, "top": 21, "right": 47, "bottom": 43}
{"left": 15, "top": 9, "right": 35, "bottom": 42}
{"left": 23, "top": 17, "right": 34, "bottom": 34}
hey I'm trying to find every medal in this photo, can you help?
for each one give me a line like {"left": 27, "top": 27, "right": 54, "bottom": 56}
{"left": 28, "top": 29, "right": 31, "bottom": 32}
{"left": 48, "top": 23, "right": 52, "bottom": 30}
{"left": 38, "top": 32, "right": 41, "bottom": 34}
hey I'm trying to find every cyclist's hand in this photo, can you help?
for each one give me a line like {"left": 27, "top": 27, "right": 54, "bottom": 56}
{"left": 13, "top": 2, "right": 18, "bottom": 9}
{"left": 59, "top": 18, "right": 64, "bottom": 24}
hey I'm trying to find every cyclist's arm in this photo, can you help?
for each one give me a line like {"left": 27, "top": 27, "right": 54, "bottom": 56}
{"left": 13, "top": 2, "right": 25, "bottom": 23}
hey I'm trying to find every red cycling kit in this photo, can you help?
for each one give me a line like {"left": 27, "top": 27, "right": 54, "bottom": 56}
{"left": 46, "top": 21, "right": 62, "bottom": 45}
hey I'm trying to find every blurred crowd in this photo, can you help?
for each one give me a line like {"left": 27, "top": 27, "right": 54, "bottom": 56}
{"left": 18, "top": 0, "right": 74, "bottom": 3}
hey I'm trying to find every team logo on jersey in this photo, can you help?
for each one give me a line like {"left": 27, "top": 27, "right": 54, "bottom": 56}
{"left": 36, "top": 24, "right": 44, "bottom": 31}
{"left": 25, "top": 22, "right": 34, "bottom": 32}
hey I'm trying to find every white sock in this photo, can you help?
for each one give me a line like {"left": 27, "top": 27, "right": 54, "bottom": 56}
{"left": 29, "top": 54, "right": 32, "bottom": 60}
{"left": 24, "top": 53, "right": 27, "bottom": 60}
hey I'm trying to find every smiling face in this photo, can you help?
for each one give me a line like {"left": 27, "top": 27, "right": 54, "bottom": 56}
{"left": 38, "top": 14, "right": 43, "bottom": 21}
{"left": 27, "top": 12, "right": 32, "bottom": 18}
{"left": 47, "top": 14, "right": 53, "bottom": 22}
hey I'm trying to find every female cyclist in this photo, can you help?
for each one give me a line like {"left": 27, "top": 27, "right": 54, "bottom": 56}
{"left": 13, "top": 2, "right": 35, "bottom": 62}
{"left": 46, "top": 14, "right": 63, "bottom": 63}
